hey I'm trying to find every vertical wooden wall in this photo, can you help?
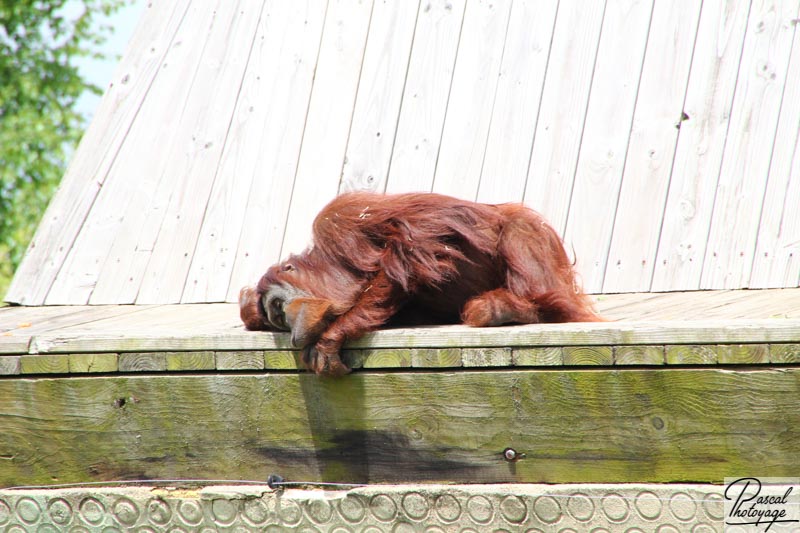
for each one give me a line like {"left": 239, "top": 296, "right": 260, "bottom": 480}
{"left": 7, "top": 0, "right": 800, "bottom": 305}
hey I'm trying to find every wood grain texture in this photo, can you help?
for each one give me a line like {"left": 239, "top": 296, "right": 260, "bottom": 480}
{"left": 651, "top": 0, "right": 751, "bottom": 291}
{"left": 462, "top": 347, "right": 512, "bottom": 367}
{"left": 279, "top": 0, "right": 374, "bottom": 257}
{"left": 339, "top": 0, "right": 420, "bottom": 194}
{"left": 614, "top": 345, "right": 665, "bottom": 365}
{"left": 749, "top": 8, "right": 800, "bottom": 288}
{"left": 601, "top": 0, "right": 702, "bottom": 292}
{"left": 219, "top": 1, "right": 328, "bottom": 302}
{"left": 132, "top": 1, "right": 265, "bottom": 305}
{"left": 165, "top": 351, "right": 216, "bottom": 371}
{"left": 717, "top": 344, "right": 769, "bottom": 364}
{"left": 384, "top": 0, "right": 466, "bottom": 192}
{"left": 12, "top": 320, "right": 800, "bottom": 356}
{"left": 0, "top": 356, "right": 21, "bottom": 375}
{"left": 19, "top": 354, "right": 70, "bottom": 374}
{"left": 771, "top": 344, "right": 800, "bottom": 363}
{"left": 4, "top": 0, "right": 193, "bottom": 305}
{"left": 431, "top": 0, "right": 513, "bottom": 198}
{"left": 666, "top": 345, "right": 718, "bottom": 365}
{"left": 7, "top": 1, "right": 800, "bottom": 305}
{"left": 700, "top": 0, "right": 798, "bottom": 288}
{"left": 0, "top": 370, "right": 797, "bottom": 485}
{"left": 215, "top": 350, "right": 266, "bottom": 370}
{"left": 410, "top": 348, "right": 462, "bottom": 368}
{"left": 476, "top": 0, "right": 558, "bottom": 204}
{"left": 564, "top": 0, "right": 655, "bottom": 292}
{"left": 523, "top": 0, "right": 605, "bottom": 234}
{"left": 47, "top": 1, "right": 224, "bottom": 305}
{"left": 512, "top": 347, "right": 562, "bottom": 366}
{"left": 119, "top": 352, "right": 167, "bottom": 372}
{"left": 69, "top": 353, "right": 119, "bottom": 373}
{"left": 562, "top": 346, "right": 613, "bottom": 366}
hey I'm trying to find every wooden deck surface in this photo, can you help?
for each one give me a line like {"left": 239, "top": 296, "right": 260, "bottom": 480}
{"left": 6, "top": 0, "right": 799, "bottom": 305}
{"left": 2, "top": 288, "right": 799, "bottom": 357}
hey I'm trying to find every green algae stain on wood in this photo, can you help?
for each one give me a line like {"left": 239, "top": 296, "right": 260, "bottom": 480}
{"left": 19, "top": 354, "right": 70, "bottom": 374}
{"left": 215, "top": 351, "right": 266, "bottom": 370}
{"left": 513, "top": 347, "right": 562, "bottom": 366}
{"left": 718, "top": 344, "right": 769, "bottom": 364}
{"left": 410, "top": 348, "right": 462, "bottom": 368}
{"left": 666, "top": 345, "right": 718, "bottom": 364}
{"left": 614, "top": 345, "right": 664, "bottom": 365}
{"left": 771, "top": 344, "right": 800, "bottom": 363}
{"left": 119, "top": 352, "right": 167, "bottom": 372}
{"left": 462, "top": 348, "right": 512, "bottom": 367}
{"left": 263, "top": 350, "right": 301, "bottom": 370}
{"left": 166, "top": 351, "right": 215, "bottom": 371}
{"left": 0, "top": 369, "right": 797, "bottom": 487}
{"left": 563, "top": 346, "right": 613, "bottom": 365}
{"left": 69, "top": 353, "right": 119, "bottom": 373}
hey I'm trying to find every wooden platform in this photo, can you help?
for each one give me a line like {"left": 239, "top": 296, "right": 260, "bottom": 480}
{"left": 0, "top": 289, "right": 798, "bottom": 489}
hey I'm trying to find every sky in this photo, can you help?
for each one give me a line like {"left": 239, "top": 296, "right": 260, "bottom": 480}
{"left": 74, "top": 0, "right": 146, "bottom": 120}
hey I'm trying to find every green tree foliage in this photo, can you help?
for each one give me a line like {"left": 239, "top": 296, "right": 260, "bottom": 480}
{"left": 0, "top": 0, "right": 123, "bottom": 301}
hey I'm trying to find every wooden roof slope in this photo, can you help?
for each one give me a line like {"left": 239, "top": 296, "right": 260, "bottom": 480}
{"left": 6, "top": 0, "right": 800, "bottom": 306}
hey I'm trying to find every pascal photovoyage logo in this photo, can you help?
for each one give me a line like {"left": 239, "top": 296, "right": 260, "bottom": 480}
{"left": 724, "top": 477, "right": 800, "bottom": 532}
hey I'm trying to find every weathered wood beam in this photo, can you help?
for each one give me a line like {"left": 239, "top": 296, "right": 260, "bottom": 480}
{"left": 1, "top": 369, "right": 797, "bottom": 486}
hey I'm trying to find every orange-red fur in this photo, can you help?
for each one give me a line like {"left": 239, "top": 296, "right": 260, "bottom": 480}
{"left": 240, "top": 192, "right": 602, "bottom": 376}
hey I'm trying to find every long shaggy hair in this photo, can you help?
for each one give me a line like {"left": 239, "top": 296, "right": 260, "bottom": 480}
{"left": 240, "top": 192, "right": 601, "bottom": 375}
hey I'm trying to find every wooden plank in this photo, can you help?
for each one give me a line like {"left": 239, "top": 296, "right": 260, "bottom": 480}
{"left": 614, "top": 345, "right": 665, "bottom": 365}
{"left": 45, "top": 1, "right": 219, "bottom": 305}
{"left": 749, "top": 17, "right": 800, "bottom": 288}
{"left": 602, "top": 2, "right": 703, "bottom": 293}
{"left": 651, "top": 0, "right": 752, "bottom": 291}
{"left": 181, "top": 1, "right": 326, "bottom": 303}
{"left": 666, "top": 345, "right": 718, "bottom": 364}
{"left": 1, "top": 306, "right": 151, "bottom": 355}
{"left": 279, "top": 0, "right": 374, "bottom": 257}
{"left": 339, "top": 0, "right": 420, "bottom": 194}
{"left": 119, "top": 352, "right": 167, "bottom": 372}
{"left": 522, "top": 1, "right": 606, "bottom": 234}
{"left": 219, "top": 2, "right": 328, "bottom": 302}
{"left": 718, "top": 344, "right": 769, "bottom": 364}
{"left": 25, "top": 318, "right": 800, "bottom": 355}
{"left": 384, "top": 0, "right": 467, "bottom": 193}
{"left": 771, "top": 344, "right": 800, "bottom": 363}
{"left": 131, "top": 1, "right": 265, "bottom": 305}
{"left": 701, "top": 0, "right": 798, "bottom": 289}
{"left": 410, "top": 348, "right": 462, "bottom": 368}
{"left": 215, "top": 350, "right": 266, "bottom": 370}
{"left": 19, "top": 354, "right": 70, "bottom": 375}
{"left": 475, "top": 0, "right": 558, "bottom": 204}
{"left": 430, "top": 0, "right": 513, "bottom": 198}
{"left": 0, "top": 356, "right": 20, "bottom": 375}
{"left": 165, "top": 351, "right": 216, "bottom": 371}
{"left": 563, "top": 0, "right": 655, "bottom": 293}
{"left": 4, "top": 0, "right": 192, "bottom": 305}
{"left": 264, "top": 350, "right": 302, "bottom": 370}
{"left": 0, "top": 370, "right": 797, "bottom": 485}
{"left": 562, "top": 346, "right": 613, "bottom": 365}
{"left": 45, "top": 303, "right": 239, "bottom": 335}
{"left": 0, "top": 336, "right": 29, "bottom": 355}
{"left": 69, "top": 353, "right": 119, "bottom": 373}
{"left": 461, "top": 347, "right": 512, "bottom": 367}
{"left": 0, "top": 305, "right": 154, "bottom": 336}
